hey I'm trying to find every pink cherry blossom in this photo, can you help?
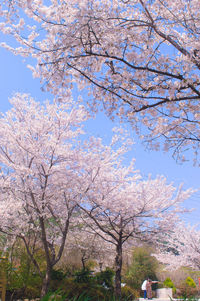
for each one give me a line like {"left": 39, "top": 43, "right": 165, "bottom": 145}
{"left": 1, "top": 0, "right": 200, "bottom": 163}
{"left": 0, "top": 93, "right": 193, "bottom": 297}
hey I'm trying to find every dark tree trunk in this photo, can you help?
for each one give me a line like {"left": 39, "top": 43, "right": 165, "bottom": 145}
{"left": 40, "top": 265, "right": 52, "bottom": 298}
{"left": 114, "top": 240, "right": 123, "bottom": 298}
{"left": 81, "top": 256, "right": 86, "bottom": 270}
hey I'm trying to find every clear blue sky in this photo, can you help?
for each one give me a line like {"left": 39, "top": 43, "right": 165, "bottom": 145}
{"left": 0, "top": 32, "right": 199, "bottom": 226}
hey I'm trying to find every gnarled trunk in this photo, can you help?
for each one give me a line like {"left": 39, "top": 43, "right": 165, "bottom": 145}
{"left": 114, "top": 240, "right": 123, "bottom": 298}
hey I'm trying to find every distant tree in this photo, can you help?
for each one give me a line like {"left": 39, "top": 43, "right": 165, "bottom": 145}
{"left": 66, "top": 226, "right": 115, "bottom": 271}
{"left": 156, "top": 223, "right": 200, "bottom": 271}
{"left": 77, "top": 161, "right": 192, "bottom": 297}
{"left": 125, "top": 246, "right": 159, "bottom": 290}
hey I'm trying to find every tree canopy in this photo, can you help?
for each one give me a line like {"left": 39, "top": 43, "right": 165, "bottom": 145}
{"left": 156, "top": 223, "right": 200, "bottom": 271}
{"left": 1, "top": 0, "right": 200, "bottom": 163}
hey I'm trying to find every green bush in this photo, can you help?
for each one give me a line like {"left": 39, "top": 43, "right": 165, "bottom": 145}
{"left": 74, "top": 268, "right": 94, "bottom": 283}
{"left": 125, "top": 246, "right": 159, "bottom": 290}
{"left": 6, "top": 271, "right": 42, "bottom": 299}
{"left": 95, "top": 267, "right": 115, "bottom": 288}
{"left": 163, "top": 277, "right": 176, "bottom": 294}
{"left": 60, "top": 278, "right": 110, "bottom": 300}
{"left": 51, "top": 268, "right": 66, "bottom": 281}
{"left": 40, "top": 289, "right": 66, "bottom": 301}
{"left": 177, "top": 277, "right": 198, "bottom": 298}
{"left": 4, "top": 241, "right": 45, "bottom": 299}
{"left": 42, "top": 280, "right": 140, "bottom": 301}
{"left": 185, "top": 277, "right": 196, "bottom": 288}
{"left": 121, "top": 285, "right": 140, "bottom": 300}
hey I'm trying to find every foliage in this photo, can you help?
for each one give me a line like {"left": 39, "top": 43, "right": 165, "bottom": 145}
{"left": 51, "top": 269, "right": 66, "bottom": 281}
{"left": 74, "top": 268, "right": 94, "bottom": 283}
{"left": 121, "top": 285, "right": 140, "bottom": 300}
{"left": 95, "top": 267, "right": 115, "bottom": 288}
{"left": 185, "top": 277, "right": 196, "bottom": 288}
{"left": 177, "top": 285, "right": 198, "bottom": 298}
{"left": 40, "top": 289, "right": 67, "bottom": 301}
{"left": 60, "top": 278, "right": 111, "bottom": 300}
{"left": 177, "top": 277, "right": 198, "bottom": 298}
{"left": 125, "top": 247, "right": 159, "bottom": 290}
{"left": 4, "top": 243, "right": 44, "bottom": 299}
{"left": 163, "top": 277, "right": 176, "bottom": 294}
{"left": 49, "top": 268, "right": 114, "bottom": 299}
{"left": 85, "top": 260, "right": 98, "bottom": 270}
{"left": 49, "top": 267, "right": 139, "bottom": 300}
{"left": 67, "top": 293, "right": 92, "bottom": 301}
{"left": 41, "top": 288, "right": 139, "bottom": 301}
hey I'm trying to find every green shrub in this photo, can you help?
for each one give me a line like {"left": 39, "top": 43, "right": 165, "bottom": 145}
{"left": 40, "top": 289, "right": 66, "bottom": 301}
{"left": 60, "top": 278, "right": 110, "bottom": 300}
{"left": 67, "top": 293, "right": 92, "bottom": 301}
{"left": 163, "top": 277, "right": 176, "bottom": 294}
{"left": 6, "top": 272, "right": 42, "bottom": 300}
{"left": 125, "top": 246, "right": 159, "bottom": 290}
{"left": 185, "top": 277, "right": 196, "bottom": 288}
{"left": 121, "top": 285, "right": 140, "bottom": 300}
{"left": 74, "top": 268, "right": 94, "bottom": 283}
{"left": 177, "top": 277, "right": 198, "bottom": 298}
{"left": 95, "top": 267, "right": 115, "bottom": 288}
{"left": 178, "top": 285, "right": 198, "bottom": 298}
{"left": 5, "top": 241, "right": 45, "bottom": 299}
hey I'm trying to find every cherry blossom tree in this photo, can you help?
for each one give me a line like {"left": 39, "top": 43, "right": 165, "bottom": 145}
{"left": 0, "top": 93, "right": 194, "bottom": 298}
{"left": 75, "top": 146, "right": 193, "bottom": 296}
{"left": 0, "top": 93, "right": 91, "bottom": 296}
{"left": 0, "top": 93, "right": 138, "bottom": 297}
{"left": 1, "top": 0, "right": 200, "bottom": 163}
{"left": 155, "top": 223, "right": 200, "bottom": 271}
{"left": 66, "top": 226, "right": 115, "bottom": 271}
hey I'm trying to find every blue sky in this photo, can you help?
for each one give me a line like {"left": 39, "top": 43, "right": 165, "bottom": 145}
{"left": 0, "top": 32, "right": 199, "bottom": 226}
